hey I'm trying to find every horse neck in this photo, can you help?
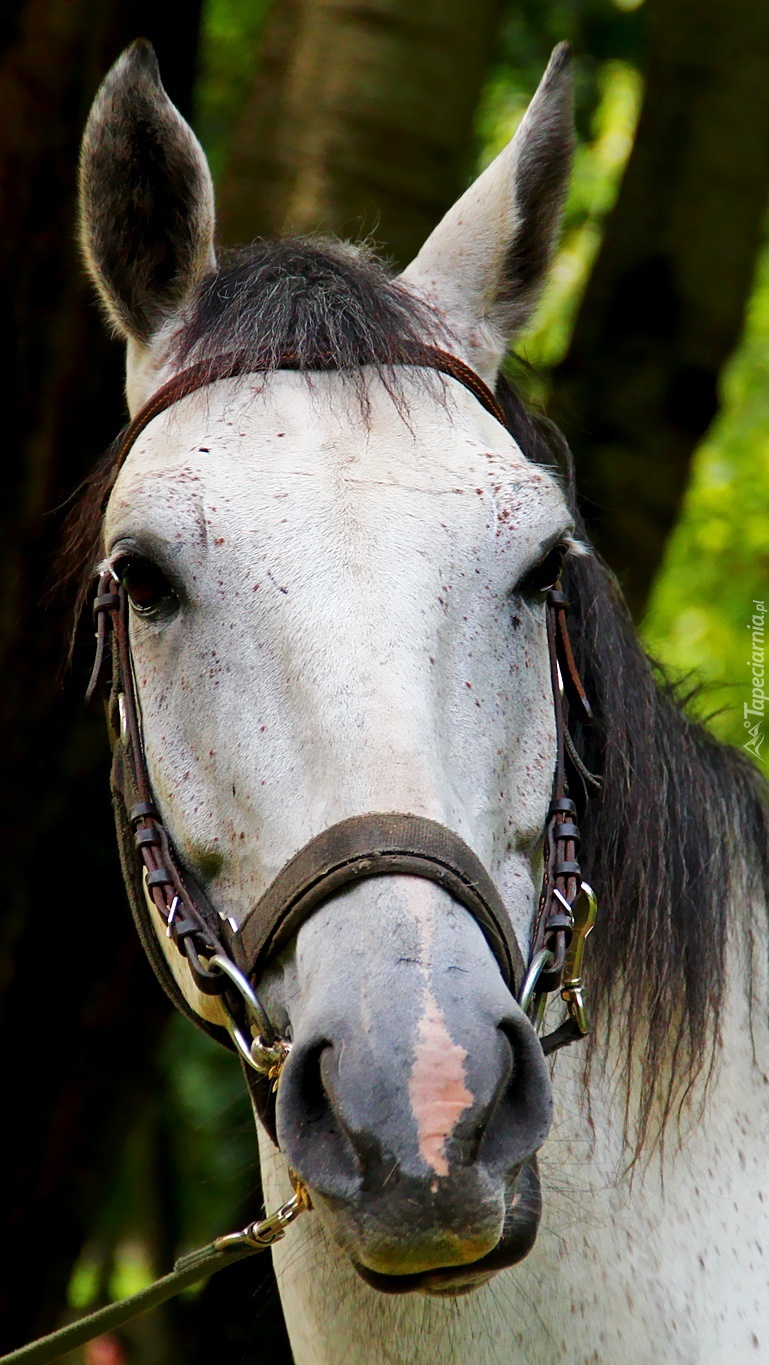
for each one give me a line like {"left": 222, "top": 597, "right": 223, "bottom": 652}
{"left": 258, "top": 898, "right": 769, "bottom": 1365}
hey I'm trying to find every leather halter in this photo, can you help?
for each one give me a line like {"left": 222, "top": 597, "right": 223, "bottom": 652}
{"left": 87, "top": 346, "right": 598, "bottom": 1108}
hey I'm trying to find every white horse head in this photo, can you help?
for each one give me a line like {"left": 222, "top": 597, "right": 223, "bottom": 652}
{"left": 75, "top": 37, "right": 769, "bottom": 1360}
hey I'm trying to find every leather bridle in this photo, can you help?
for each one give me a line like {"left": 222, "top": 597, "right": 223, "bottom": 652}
{"left": 0, "top": 347, "right": 604, "bottom": 1365}
{"left": 86, "top": 345, "right": 600, "bottom": 1134}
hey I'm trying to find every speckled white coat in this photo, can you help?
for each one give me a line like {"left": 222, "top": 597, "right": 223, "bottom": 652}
{"left": 260, "top": 932, "right": 769, "bottom": 1364}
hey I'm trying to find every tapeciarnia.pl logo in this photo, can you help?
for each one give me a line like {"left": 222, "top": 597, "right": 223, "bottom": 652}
{"left": 744, "top": 599, "right": 766, "bottom": 760}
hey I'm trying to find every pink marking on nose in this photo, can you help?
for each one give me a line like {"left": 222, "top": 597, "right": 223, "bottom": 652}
{"left": 409, "top": 991, "right": 473, "bottom": 1178}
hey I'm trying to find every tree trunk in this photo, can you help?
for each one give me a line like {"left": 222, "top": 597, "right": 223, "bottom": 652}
{"left": 0, "top": 1, "right": 201, "bottom": 1349}
{"left": 218, "top": 0, "right": 504, "bottom": 267}
{"left": 550, "top": 0, "right": 769, "bottom": 617}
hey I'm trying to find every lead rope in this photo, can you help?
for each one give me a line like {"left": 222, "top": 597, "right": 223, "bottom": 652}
{"left": 0, "top": 1182, "right": 310, "bottom": 1365}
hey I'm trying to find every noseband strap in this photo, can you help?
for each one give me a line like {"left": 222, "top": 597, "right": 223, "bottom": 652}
{"left": 88, "top": 344, "right": 598, "bottom": 1098}
{"left": 232, "top": 812, "right": 524, "bottom": 990}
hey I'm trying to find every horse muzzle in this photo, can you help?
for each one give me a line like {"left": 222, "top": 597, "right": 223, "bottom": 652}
{"left": 273, "top": 988, "right": 552, "bottom": 1288}
{"left": 353, "top": 1157, "right": 543, "bottom": 1295}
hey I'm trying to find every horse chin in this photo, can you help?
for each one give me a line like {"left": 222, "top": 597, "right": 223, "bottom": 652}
{"left": 349, "top": 1157, "right": 542, "bottom": 1297}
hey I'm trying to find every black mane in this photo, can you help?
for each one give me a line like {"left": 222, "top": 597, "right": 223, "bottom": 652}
{"left": 498, "top": 381, "right": 769, "bottom": 1150}
{"left": 174, "top": 238, "right": 447, "bottom": 386}
{"left": 65, "top": 240, "right": 769, "bottom": 1153}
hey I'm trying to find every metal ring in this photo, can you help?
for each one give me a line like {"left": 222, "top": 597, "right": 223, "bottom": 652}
{"left": 518, "top": 947, "right": 554, "bottom": 1018}
{"left": 224, "top": 1015, "right": 265, "bottom": 1072}
{"left": 209, "top": 952, "right": 275, "bottom": 1043}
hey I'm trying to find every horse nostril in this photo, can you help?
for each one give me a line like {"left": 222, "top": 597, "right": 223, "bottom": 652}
{"left": 457, "top": 1030, "right": 514, "bottom": 1166}
{"left": 277, "top": 1006, "right": 551, "bottom": 1211}
{"left": 297, "top": 1040, "right": 334, "bottom": 1126}
{"left": 475, "top": 1015, "right": 552, "bottom": 1171}
{"left": 466, "top": 1118, "right": 488, "bottom": 1166}
{"left": 277, "top": 1038, "right": 362, "bottom": 1200}
{"left": 499, "top": 1020, "right": 528, "bottom": 1103}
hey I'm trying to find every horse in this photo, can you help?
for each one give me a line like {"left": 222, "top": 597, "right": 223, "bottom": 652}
{"left": 69, "top": 37, "right": 769, "bottom": 1364}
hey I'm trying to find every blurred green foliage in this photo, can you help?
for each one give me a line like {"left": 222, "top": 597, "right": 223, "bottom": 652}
{"left": 195, "top": 0, "right": 270, "bottom": 183}
{"left": 477, "top": 0, "right": 768, "bottom": 778}
{"left": 643, "top": 250, "right": 769, "bottom": 775}
{"left": 69, "top": 1016, "right": 256, "bottom": 1307}
{"left": 157, "top": 1013, "right": 258, "bottom": 1250}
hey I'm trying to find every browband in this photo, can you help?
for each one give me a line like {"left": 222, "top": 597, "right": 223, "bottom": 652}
{"left": 102, "top": 345, "right": 507, "bottom": 497}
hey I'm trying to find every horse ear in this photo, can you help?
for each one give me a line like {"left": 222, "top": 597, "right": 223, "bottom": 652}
{"left": 401, "top": 44, "right": 574, "bottom": 385}
{"left": 78, "top": 39, "right": 216, "bottom": 348}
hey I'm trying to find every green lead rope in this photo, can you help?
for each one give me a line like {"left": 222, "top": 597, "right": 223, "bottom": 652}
{"left": 0, "top": 1195, "right": 305, "bottom": 1365}
{"left": 0, "top": 1242, "right": 256, "bottom": 1365}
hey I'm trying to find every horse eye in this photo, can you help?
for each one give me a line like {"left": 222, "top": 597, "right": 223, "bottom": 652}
{"left": 519, "top": 543, "right": 567, "bottom": 596}
{"left": 116, "top": 556, "right": 176, "bottom": 614}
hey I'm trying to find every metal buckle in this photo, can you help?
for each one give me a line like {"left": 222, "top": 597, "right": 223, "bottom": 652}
{"left": 139, "top": 865, "right": 288, "bottom": 1073}
{"left": 520, "top": 882, "right": 598, "bottom": 1038}
{"left": 117, "top": 693, "right": 128, "bottom": 744}
{"left": 213, "top": 1192, "right": 305, "bottom": 1251}
{"left": 560, "top": 880, "right": 597, "bottom": 1035}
